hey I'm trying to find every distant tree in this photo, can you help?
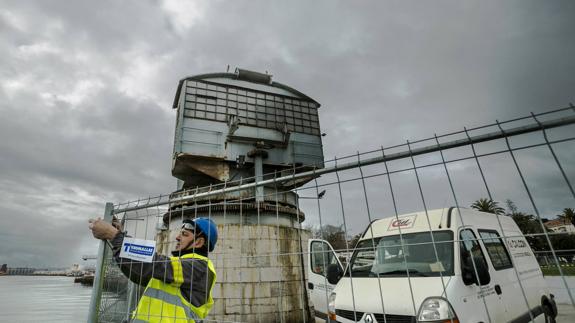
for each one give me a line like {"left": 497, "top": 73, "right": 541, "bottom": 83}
{"left": 504, "top": 200, "right": 575, "bottom": 261}
{"left": 347, "top": 233, "right": 363, "bottom": 250}
{"left": 306, "top": 224, "right": 349, "bottom": 252}
{"left": 510, "top": 212, "right": 549, "bottom": 251}
{"left": 471, "top": 198, "right": 505, "bottom": 215}
{"left": 557, "top": 208, "right": 575, "bottom": 226}
{"left": 321, "top": 224, "right": 348, "bottom": 252}
{"left": 303, "top": 224, "right": 318, "bottom": 239}
{"left": 505, "top": 199, "right": 518, "bottom": 215}
{"left": 510, "top": 212, "right": 542, "bottom": 234}
{"left": 550, "top": 234, "right": 575, "bottom": 264}
{"left": 505, "top": 199, "right": 546, "bottom": 251}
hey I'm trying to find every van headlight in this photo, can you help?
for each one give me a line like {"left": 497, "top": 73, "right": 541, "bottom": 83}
{"left": 328, "top": 292, "right": 337, "bottom": 320}
{"left": 417, "top": 297, "right": 458, "bottom": 322}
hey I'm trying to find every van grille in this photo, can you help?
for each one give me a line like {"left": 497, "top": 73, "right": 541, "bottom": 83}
{"left": 336, "top": 309, "right": 415, "bottom": 322}
{"left": 336, "top": 309, "right": 363, "bottom": 321}
{"left": 374, "top": 313, "right": 415, "bottom": 323}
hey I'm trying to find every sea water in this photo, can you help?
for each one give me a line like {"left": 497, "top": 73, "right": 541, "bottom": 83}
{"left": 0, "top": 275, "right": 92, "bottom": 322}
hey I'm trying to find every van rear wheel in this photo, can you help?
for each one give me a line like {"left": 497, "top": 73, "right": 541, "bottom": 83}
{"left": 543, "top": 304, "right": 556, "bottom": 323}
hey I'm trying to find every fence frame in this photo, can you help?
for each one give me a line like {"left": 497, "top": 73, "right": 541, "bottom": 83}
{"left": 88, "top": 202, "right": 114, "bottom": 323}
{"left": 88, "top": 107, "right": 575, "bottom": 322}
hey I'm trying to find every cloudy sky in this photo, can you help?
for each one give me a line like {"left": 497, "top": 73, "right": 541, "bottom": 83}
{"left": 1, "top": 0, "right": 574, "bottom": 267}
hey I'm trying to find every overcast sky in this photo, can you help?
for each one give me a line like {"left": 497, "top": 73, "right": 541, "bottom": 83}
{"left": 1, "top": 0, "right": 574, "bottom": 267}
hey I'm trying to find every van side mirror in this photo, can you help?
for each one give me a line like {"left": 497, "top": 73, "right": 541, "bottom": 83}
{"left": 461, "top": 253, "right": 490, "bottom": 286}
{"left": 326, "top": 263, "right": 343, "bottom": 284}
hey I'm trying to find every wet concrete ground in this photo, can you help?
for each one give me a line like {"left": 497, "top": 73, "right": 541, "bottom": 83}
{"left": 556, "top": 303, "right": 575, "bottom": 323}
{"left": 547, "top": 276, "right": 575, "bottom": 322}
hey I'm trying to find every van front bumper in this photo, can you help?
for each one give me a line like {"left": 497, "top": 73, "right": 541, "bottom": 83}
{"left": 335, "top": 309, "right": 415, "bottom": 323}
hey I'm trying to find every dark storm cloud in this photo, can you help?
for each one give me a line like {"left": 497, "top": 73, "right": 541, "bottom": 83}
{"left": 175, "top": 0, "right": 575, "bottom": 152}
{"left": 0, "top": 82, "right": 173, "bottom": 192}
{"left": 0, "top": 0, "right": 574, "bottom": 266}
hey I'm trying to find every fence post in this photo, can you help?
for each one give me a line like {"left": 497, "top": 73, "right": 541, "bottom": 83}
{"left": 87, "top": 202, "right": 114, "bottom": 323}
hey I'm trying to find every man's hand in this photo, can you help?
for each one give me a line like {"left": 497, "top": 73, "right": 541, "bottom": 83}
{"left": 89, "top": 217, "right": 119, "bottom": 240}
{"left": 111, "top": 215, "right": 124, "bottom": 232}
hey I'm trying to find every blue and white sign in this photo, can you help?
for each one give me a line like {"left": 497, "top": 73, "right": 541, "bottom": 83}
{"left": 120, "top": 238, "right": 156, "bottom": 263}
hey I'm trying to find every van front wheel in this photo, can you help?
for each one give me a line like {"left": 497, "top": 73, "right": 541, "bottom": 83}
{"left": 543, "top": 304, "right": 556, "bottom": 323}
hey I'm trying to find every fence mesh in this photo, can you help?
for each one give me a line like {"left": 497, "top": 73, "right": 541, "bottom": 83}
{"left": 89, "top": 106, "right": 575, "bottom": 322}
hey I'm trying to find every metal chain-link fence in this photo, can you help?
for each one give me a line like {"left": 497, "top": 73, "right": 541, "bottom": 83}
{"left": 89, "top": 106, "right": 575, "bottom": 322}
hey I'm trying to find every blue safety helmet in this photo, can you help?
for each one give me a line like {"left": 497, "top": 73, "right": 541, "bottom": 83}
{"left": 182, "top": 218, "right": 218, "bottom": 252}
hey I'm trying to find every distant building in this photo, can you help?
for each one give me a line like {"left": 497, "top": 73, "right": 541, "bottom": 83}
{"left": 7, "top": 267, "right": 35, "bottom": 275}
{"left": 545, "top": 218, "right": 575, "bottom": 234}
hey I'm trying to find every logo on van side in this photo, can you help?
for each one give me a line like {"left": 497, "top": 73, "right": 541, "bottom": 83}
{"left": 507, "top": 239, "right": 527, "bottom": 249}
{"left": 506, "top": 238, "right": 532, "bottom": 259}
{"left": 388, "top": 215, "right": 417, "bottom": 230}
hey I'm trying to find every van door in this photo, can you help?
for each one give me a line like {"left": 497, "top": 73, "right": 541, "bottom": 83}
{"left": 308, "top": 239, "right": 343, "bottom": 321}
{"left": 478, "top": 229, "right": 535, "bottom": 322}
{"left": 459, "top": 228, "right": 507, "bottom": 322}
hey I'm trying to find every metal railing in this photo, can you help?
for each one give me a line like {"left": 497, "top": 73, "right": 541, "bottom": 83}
{"left": 89, "top": 106, "right": 575, "bottom": 322}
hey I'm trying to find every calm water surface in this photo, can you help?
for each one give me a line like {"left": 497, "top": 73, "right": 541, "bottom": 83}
{"left": 1, "top": 276, "right": 572, "bottom": 322}
{"left": 0, "top": 276, "right": 92, "bottom": 322}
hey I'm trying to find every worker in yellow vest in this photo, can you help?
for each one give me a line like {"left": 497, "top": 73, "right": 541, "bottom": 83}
{"left": 89, "top": 217, "right": 217, "bottom": 322}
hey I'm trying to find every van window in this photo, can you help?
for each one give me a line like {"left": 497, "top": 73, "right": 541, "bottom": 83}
{"left": 460, "top": 229, "right": 489, "bottom": 271}
{"left": 478, "top": 230, "right": 513, "bottom": 270}
{"left": 349, "top": 231, "right": 454, "bottom": 277}
{"left": 310, "top": 241, "right": 338, "bottom": 276}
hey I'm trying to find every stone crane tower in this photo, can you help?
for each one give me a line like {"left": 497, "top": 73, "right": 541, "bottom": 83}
{"left": 161, "top": 68, "right": 324, "bottom": 322}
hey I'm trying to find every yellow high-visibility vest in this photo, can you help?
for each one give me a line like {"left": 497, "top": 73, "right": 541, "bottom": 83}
{"left": 132, "top": 253, "right": 216, "bottom": 322}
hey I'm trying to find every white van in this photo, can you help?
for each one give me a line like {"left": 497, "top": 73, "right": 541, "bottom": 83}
{"left": 308, "top": 207, "right": 557, "bottom": 323}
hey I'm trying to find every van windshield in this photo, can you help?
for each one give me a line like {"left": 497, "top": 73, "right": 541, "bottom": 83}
{"left": 349, "top": 231, "right": 454, "bottom": 277}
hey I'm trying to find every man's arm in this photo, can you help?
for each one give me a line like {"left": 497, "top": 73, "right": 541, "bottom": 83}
{"left": 179, "top": 257, "right": 215, "bottom": 307}
{"left": 92, "top": 220, "right": 215, "bottom": 306}
{"left": 89, "top": 218, "right": 178, "bottom": 286}
{"left": 109, "top": 231, "right": 183, "bottom": 286}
